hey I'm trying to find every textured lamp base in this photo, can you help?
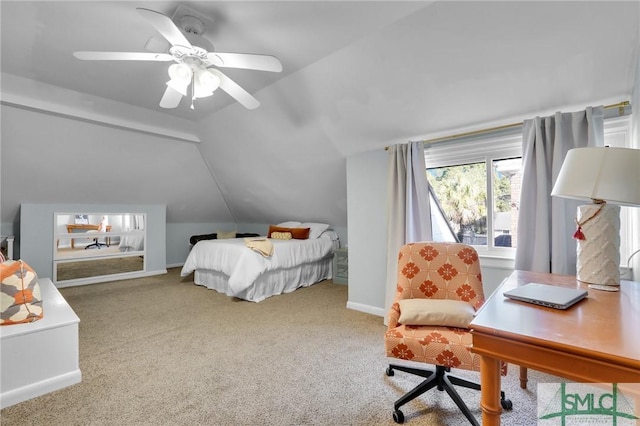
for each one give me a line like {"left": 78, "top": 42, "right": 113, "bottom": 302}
{"left": 576, "top": 203, "right": 620, "bottom": 288}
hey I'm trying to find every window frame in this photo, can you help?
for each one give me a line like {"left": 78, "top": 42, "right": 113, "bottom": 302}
{"left": 423, "top": 114, "right": 634, "bottom": 262}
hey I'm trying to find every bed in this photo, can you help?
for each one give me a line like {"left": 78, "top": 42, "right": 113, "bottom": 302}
{"left": 118, "top": 233, "right": 145, "bottom": 252}
{"left": 180, "top": 223, "right": 339, "bottom": 302}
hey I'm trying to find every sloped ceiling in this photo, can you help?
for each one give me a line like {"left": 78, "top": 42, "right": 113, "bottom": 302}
{"left": 1, "top": 1, "right": 639, "bottom": 228}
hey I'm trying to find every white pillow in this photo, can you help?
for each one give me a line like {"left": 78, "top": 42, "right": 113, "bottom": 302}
{"left": 300, "top": 222, "right": 330, "bottom": 239}
{"left": 319, "top": 230, "right": 339, "bottom": 241}
{"left": 277, "top": 221, "right": 302, "bottom": 228}
{"left": 398, "top": 299, "right": 476, "bottom": 328}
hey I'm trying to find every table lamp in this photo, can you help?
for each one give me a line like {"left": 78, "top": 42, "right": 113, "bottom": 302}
{"left": 551, "top": 147, "right": 640, "bottom": 291}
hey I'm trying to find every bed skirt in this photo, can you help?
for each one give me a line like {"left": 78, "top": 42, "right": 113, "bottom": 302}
{"left": 193, "top": 255, "right": 334, "bottom": 302}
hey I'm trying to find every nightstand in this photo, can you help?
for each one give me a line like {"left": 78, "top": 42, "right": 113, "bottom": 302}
{"left": 333, "top": 248, "right": 348, "bottom": 285}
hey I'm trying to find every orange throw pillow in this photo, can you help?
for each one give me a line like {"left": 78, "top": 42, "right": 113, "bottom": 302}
{"left": 1, "top": 260, "right": 44, "bottom": 325}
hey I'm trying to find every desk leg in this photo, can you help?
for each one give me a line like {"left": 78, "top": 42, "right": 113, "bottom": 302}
{"left": 519, "top": 366, "right": 528, "bottom": 389}
{"left": 480, "top": 355, "right": 502, "bottom": 426}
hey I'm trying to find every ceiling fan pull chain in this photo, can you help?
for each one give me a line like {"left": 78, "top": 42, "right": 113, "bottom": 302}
{"left": 190, "top": 72, "right": 196, "bottom": 110}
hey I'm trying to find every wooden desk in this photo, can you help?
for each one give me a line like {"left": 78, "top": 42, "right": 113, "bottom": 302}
{"left": 66, "top": 224, "right": 112, "bottom": 248}
{"left": 470, "top": 270, "right": 640, "bottom": 425}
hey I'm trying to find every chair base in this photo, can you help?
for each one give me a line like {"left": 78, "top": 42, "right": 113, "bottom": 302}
{"left": 85, "top": 240, "right": 107, "bottom": 250}
{"left": 386, "top": 363, "right": 511, "bottom": 425}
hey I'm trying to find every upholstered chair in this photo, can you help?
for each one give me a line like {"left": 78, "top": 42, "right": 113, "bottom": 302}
{"left": 384, "top": 242, "right": 511, "bottom": 425}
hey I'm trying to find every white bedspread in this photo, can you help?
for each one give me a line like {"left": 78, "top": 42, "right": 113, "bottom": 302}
{"left": 180, "top": 237, "right": 334, "bottom": 296}
{"left": 119, "top": 234, "right": 144, "bottom": 252}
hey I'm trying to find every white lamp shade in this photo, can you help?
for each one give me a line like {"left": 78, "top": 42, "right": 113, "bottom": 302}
{"left": 551, "top": 147, "right": 640, "bottom": 206}
{"left": 166, "top": 79, "right": 188, "bottom": 96}
{"left": 166, "top": 63, "right": 192, "bottom": 96}
{"left": 196, "top": 69, "right": 220, "bottom": 92}
{"left": 168, "top": 63, "right": 192, "bottom": 83}
{"left": 193, "top": 68, "right": 220, "bottom": 98}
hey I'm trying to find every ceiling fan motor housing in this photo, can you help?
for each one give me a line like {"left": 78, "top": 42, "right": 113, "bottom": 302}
{"left": 179, "top": 15, "right": 205, "bottom": 35}
{"left": 174, "top": 15, "right": 215, "bottom": 54}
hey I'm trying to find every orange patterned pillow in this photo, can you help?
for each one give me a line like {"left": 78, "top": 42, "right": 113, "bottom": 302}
{"left": 1, "top": 260, "right": 44, "bottom": 325}
{"left": 267, "top": 225, "right": 310, "bottom": 240}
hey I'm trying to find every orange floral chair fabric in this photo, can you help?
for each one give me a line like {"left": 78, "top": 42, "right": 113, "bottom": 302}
{"left": 385, "top": 242, "right": 493, "bottom": 371}
{"left": 384, "top": 242, "right": 509, "bottom": 423}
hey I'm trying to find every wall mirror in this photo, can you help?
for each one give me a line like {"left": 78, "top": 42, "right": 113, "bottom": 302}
{"left": 53, "top": 212, "right": 146, "bottom": 284}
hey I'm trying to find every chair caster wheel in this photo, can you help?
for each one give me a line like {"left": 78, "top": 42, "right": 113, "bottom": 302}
{"left": 501, "top": 398, "right": 513, "bottom": 410}
{"left": 386, "top": 366, "right": 395, "bottom": 376}
{"left": 393, "top": 409, "right": 404, "bottom": 423}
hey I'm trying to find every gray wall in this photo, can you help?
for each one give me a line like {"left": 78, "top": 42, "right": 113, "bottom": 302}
{"left": 20, "top": 203, "right": 166, "bottom": 282}
{"left": 346, "top": 149, "right": 388, "bottom": 317}
{"left": 166, "top": 222, "right": 237, "bottom": 267}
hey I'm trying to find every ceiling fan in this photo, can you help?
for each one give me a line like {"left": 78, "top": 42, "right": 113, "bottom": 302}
{"left": 73, "top": 7, "right": 282, "bottom": 110}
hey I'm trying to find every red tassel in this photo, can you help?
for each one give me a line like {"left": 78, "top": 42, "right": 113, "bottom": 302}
{"left": 573, "top": 226, "right": 585, "bottom": 240}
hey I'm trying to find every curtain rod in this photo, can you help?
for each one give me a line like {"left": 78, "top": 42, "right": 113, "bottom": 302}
{"left": 385, "top": 101, "right": 630, "bottom": 150}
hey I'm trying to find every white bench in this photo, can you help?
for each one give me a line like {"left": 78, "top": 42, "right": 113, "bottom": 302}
{"left": 0, "top": 277, "right": 81, "bottom": 408}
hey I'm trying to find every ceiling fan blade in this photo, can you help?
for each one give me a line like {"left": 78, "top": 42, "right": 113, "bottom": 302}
{"left": 159, "top": 85, "right": 183, "bottom": 109}
{"left": 137, "top": 8, "right": 192, "bottom": 48}
{"left": 207, "top": 52, "right": 283, "bottom": 72}
{"left": 214, "top": 70, "right": 260, "bottom": 110}
{"left": 73, "top": 51, "right": 174, "bottom": 61}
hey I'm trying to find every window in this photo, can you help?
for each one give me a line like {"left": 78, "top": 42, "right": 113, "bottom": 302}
{"left": 424, "top": 114, "right": 633, "bottom": 260}
{"left": 602, "top": 116, "right": 634, "bottom": 266}
{"left": 425, "top": 132, "right": 522, "bottom": 254}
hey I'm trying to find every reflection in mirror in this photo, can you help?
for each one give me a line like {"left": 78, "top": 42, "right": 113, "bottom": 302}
{"left": 54, "top": 213, "right": 145, "bottom": 260}
{"left": 54, "top": 212, "right": 146, "bottom": 284}
{"left": 56, "top": 256, "right": 145, "bottom": 281}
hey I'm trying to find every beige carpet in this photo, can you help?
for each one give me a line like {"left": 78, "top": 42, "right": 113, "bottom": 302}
{"left": 1, "top": 268, "right": 563, "bottom": 425}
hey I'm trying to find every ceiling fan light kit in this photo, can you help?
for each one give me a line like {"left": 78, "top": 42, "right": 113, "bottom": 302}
{"left": 194, "top": 68, "right": 220, "bottom": 97}
{"left": 166, "top": 63, "right": 192, "bottom": 96}
{"left": 73, "top": 7, "right": 282, "bottom": 110}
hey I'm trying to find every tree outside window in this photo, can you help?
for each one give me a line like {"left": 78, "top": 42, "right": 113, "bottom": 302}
{"left": 427, "top": 158, "right": 520, "bottom": 248}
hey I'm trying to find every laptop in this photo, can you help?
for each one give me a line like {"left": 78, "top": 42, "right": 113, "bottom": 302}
{"left": 503, "top": 283, "right": 588, "bottom": 310}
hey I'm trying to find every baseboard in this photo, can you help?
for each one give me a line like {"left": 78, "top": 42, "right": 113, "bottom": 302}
{"left": 1, "top": 369, "right": 81, "bottom": 409}
{"left": 346, "top": 301, "right": 386, "bottom": 318}
{"left": 166, "top": 263, "right": 184, "bottom": 269}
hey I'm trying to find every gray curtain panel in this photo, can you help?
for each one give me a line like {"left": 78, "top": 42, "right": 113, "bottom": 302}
{"left": 385, "top": 142, "right": 433, "bottom": 317}
{"left": 515, "top": 106, "right": 604, "bottom": 274}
